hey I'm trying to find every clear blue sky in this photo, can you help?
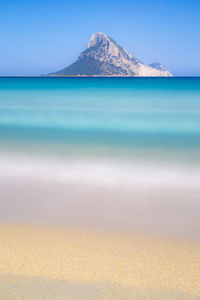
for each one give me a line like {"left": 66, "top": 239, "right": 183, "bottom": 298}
{"left": 0, "top": 0, "right": 200, "bottom": 76}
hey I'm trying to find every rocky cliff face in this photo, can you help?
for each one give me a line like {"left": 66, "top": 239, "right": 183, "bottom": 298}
{"left": 51, "top": 32, "right": 172, "bottom": 76}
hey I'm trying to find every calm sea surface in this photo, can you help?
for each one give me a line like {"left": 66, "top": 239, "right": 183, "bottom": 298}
{"left": 0, "top": 77, "right": 200, "bottom": 237}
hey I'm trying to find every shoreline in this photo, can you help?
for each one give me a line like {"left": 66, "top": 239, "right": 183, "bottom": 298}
{"left": 1, "top": 75, "right": 199, "bottom": 78}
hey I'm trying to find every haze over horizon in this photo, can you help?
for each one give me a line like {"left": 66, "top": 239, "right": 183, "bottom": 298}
{"left": 0, "top": 0, "right": 200, "bottom": 76}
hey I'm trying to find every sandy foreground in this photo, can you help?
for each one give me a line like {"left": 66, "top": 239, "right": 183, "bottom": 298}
{"left": 0, "top": 224, "right": 199, "bottom": 299}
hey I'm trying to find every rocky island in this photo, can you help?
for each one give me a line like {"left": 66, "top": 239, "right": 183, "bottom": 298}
{"left": 50, "top": 32, "right": 172, "bottom": 77}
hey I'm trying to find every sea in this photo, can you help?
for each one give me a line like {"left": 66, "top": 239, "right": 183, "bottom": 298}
{"left": 0, "top": 77, "right": 200, "bottom": 238}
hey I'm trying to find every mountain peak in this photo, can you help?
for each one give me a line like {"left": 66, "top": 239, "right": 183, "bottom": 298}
{"left": 88, "top": 32, "right": 111, "bottom": 48}
{"left": 50, "top": 33, "right": 173, "bottom": 77}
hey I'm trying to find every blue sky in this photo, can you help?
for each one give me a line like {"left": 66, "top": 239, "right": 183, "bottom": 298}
{"left": 0, "top": 0, "right": 200, "bottom": 76}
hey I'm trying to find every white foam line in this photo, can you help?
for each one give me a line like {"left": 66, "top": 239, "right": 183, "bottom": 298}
{"left": 0, "top": 153, "right": 199, "bottom": 189}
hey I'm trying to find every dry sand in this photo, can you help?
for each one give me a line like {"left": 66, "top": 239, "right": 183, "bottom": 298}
{"left": 0, "top": 224, "right": 200, "bottom": 299}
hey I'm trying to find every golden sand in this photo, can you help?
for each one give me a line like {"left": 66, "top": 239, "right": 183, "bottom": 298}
{"left": 0, "top": 224, "right": 200, "bottom": 299}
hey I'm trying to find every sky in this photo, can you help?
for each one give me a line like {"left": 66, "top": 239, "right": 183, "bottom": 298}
{"left": 0, "top": 0, "right": 200, "bottom": 76}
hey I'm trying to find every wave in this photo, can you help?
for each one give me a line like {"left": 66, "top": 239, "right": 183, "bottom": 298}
{"left": 0, "top": 152, "right": 199, "bottom": 189}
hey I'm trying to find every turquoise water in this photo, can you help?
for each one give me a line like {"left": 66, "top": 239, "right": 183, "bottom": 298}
{"left": 0, "top": 77, "right": 200, "bottom": 160}
{"left": 0, "top": 78, "right": 200, "bottom": 139}
{"left": 0, "top": 77, "right": 200, "bottom": 235}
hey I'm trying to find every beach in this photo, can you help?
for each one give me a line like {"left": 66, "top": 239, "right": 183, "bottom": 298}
{"left": 0, "top": 77, "right": 200, "bottom": 299}
{"left": 0, "top": 224, "right": 200, "bottom": 299}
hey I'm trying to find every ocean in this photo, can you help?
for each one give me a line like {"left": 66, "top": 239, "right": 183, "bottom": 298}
{"left": 0, "top": 77, "right": 200, "bottom": 237}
